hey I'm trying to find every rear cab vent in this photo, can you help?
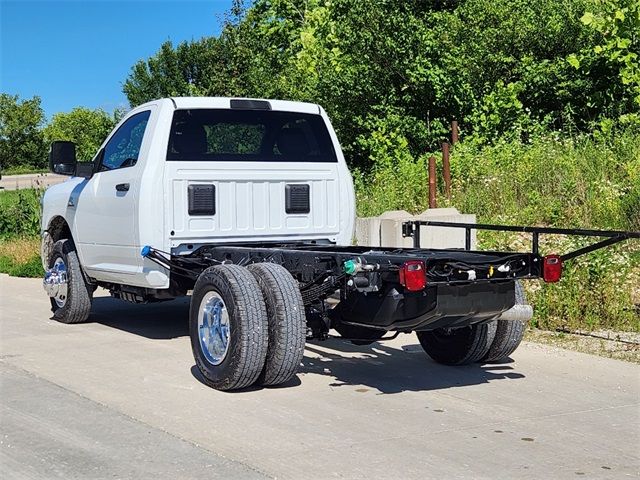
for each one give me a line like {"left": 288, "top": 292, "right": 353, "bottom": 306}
{"left": 285, "top": 184, "right": 310, "bottom": 214}
{"left": 188, "top": 184, "right": 216, "bottom": 216}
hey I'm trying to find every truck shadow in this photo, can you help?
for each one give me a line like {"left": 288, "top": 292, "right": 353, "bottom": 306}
{"left": 89, "top": 296, "right": 525, "bottom": 393}
{"left": 300, "top": 337, "right": 525, "bottom": 394}
{"left": 89, "top": 296, "right": 190, "bottom": 339}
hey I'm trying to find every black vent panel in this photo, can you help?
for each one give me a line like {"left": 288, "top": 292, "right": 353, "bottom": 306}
{"left": 230, "top": 99, "right": 271, "bottom": 110}
{"left": 188, "top": 184, "right": 216, "bottom": 216}
{"left": 285, "top": 184, "right": 310, "bottom": 214}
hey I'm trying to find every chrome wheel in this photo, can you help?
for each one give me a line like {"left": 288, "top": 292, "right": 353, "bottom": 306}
{"left": 197, "top": 291, "right": 230, "bottom": 365}
{"left": 44, "top": 257, "right": 68, "bottom": 308}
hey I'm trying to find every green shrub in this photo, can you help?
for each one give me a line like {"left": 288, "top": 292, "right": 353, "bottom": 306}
{"left": 0, "top": 189, "right": 42, "bottom": 238}
{"left": 449, "top": 127, "right": 640, "bottom": 231}
{"left": 0, "top": 254, "right": 43, "bottom": 278}
{"left": 355, "top": 125, "right": 640, "bottom": 332}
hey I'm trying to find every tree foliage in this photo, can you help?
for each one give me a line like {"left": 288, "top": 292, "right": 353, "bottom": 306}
{"left": 123, "top": 0, "right": 639, "bottom": 170}
{"left": 43, "top": 107, "right": 116, "bottom": 161}
{"left": 569, "top": 0, "right": 640, "bottom": 110}
{"left": 0, "top": 94, "right": 47, "bottom": 169}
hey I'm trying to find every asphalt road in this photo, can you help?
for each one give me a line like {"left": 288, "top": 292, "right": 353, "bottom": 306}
{"left": 1, "top": 274, "right": 639, "bottom": 479}
{"left": 0, "top": 173, "right": 66, "bottom": 191}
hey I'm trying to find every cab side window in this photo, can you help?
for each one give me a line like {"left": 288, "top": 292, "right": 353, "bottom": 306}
{"left": 101, "top": 111, "right": 151, "bottom": 171}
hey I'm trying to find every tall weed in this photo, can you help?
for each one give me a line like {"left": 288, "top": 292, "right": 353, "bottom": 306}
{"left": 0, "top": 189, "right": 42, "bottom": 238}
{"left": 355, "top": 127, "right": 640, "bottom": 332}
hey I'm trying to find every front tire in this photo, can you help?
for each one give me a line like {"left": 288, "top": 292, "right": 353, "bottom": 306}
{"left": 190, "top": 265, "right": 268, "bottom": 391}
{"left": 248, "top": 263, "right": 306, "bottom": 386}
{"left": 417, "top": 322, "right": 497, "bottom": 365}
{"left": 47, "top": 239, "right": 92, "bottom": 324}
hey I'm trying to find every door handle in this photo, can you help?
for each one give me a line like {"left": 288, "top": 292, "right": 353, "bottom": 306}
{"left": 115, "top": 183, "right": 130, "bottom": 192}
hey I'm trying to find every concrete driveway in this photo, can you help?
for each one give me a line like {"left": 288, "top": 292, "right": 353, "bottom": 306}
{"left": 0, "top": 173, "right": 66, "bottom": 191}
{"left": 1, "top": 274, "right": 638, "bottom": 479}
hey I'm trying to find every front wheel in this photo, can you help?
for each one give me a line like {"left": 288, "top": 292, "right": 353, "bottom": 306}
{"left": 189, "top": 265, "right": 269, "bottom": 391}
{"left": 45, "top": 239, "right": 92, "bottom": 324}
{"left": 417, "top": 322, "right": 497, "bottom": 365}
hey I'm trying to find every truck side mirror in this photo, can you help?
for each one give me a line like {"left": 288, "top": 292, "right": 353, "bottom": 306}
{"left": 49, "top": 141, "right": 77, "bottom": 176}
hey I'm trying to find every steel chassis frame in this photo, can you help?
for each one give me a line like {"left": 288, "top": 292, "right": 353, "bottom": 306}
{"left": 141, "top": 222, "right": 639, "bottom": 306}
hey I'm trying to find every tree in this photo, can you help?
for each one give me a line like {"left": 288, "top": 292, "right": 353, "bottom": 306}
{"left": 569, "top": 0, "right": 640, "bottom": 111}
{"left": 0, "top": 94, "right": 47, "bottom": 169}
{"left": 121, "top": 0, "right": 640, "bottom": 168}
{"left": 43, "top": 107, "right": 116, "bottom": 161}
{"left": 123, "top": 39, "right": 220, "bottom": 106}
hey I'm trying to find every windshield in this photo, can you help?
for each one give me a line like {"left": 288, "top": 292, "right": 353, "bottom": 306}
{"left": 166, "top": 109, "right": 337, "bottom": 162}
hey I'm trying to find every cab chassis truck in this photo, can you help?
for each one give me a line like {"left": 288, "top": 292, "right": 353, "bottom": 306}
{"left": 41, "top": 97, "right": 640, "bottom": 391}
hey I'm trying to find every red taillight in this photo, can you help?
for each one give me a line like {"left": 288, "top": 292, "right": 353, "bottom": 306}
{"left": 399, "top": 260, "right": 427, "bottom": 292}
{"left": 542, "top": 254, "right": 563, "bottom": 283}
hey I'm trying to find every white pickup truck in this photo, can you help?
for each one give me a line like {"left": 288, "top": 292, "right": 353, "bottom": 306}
{"left": 41, "top": 97, "right": 639, "bottom": 391}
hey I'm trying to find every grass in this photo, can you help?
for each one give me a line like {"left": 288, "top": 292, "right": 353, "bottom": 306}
{"left": 525, "top": 329, "right": 640, "bottom": 364}
{"left": 0, "top": 188, "right": 43, "bottom": 278}
{"left": 0, "top": 236, "right": 42, "bottom": 278}
{"left": 0, "top": 188, "right": 42, "bottom": 238}
{"left": 355, "top": 127, "right": 640, "bottom": 333}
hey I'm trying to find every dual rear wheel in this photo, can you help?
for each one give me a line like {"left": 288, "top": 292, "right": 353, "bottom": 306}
{"left": 189, "top": 263, "right": 306, "bottom": 391}
{"left": 417, "top": 282, "right": 528, "bottom": 365}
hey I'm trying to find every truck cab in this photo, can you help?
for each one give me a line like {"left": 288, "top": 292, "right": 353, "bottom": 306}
{"left": 42, "top": 98, "right": 356, "bottom": 290}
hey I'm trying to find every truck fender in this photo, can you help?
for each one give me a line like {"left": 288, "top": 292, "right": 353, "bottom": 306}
{"left": 41, "top": 216, "right": 72, "bottom": 270}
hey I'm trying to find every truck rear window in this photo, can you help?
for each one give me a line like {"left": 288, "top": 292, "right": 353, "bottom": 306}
{"left": 166, "top": 109, "right": 338, "bottom": 162}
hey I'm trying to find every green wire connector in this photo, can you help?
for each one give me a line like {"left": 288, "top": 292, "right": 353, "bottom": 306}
{"left": 343, "top": 259, "right": 357, "bottom": 275}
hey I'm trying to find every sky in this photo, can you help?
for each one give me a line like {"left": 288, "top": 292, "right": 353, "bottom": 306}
{"left": 1, "top": 0, "right": 233, "bottom": 119}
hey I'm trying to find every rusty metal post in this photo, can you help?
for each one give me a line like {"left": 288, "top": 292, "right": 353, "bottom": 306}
{"left": 451, "top": 120, "right": 459, "bottom": 144}
{"left": 442, "top": 142, "right": 451, "bottom": 200}
{"left": 428, "top": 155, "right": 437, "bottom": 208}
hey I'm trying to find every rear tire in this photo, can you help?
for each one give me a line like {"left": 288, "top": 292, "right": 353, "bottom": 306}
{"left": 248, "top": 263, "right": 306, "bottom": 386}
{"left": 482, "top": 282, "right": 528, "bottom": 362}
{"left": 190, "top": 265, "right": 268, "bottom": 391}
{"left": 417, "top": 322, "right": 497, "bottom": 365}
{"left": 48, "top": 239, "right": 92, "bottom": 324}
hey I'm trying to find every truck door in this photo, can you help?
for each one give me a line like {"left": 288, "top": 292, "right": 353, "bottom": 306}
{"left": 73, "top": 110, "right": 151, "bottom": 284}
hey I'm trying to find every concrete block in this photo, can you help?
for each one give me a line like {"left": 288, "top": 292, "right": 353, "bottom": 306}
{"left": 355, "top": 210, "right": 413, "bottom": 247}
{"left": 378, "top": 210, "right": 413, "bottom": 219}
{"left": 380, "top": 217, "right": 416, "bottom": 248}
{"left": 415, "top": 213, "right": 476, "bottom": 249}
{"left": 356, "top": 208, "right": 477, "bottom": 249}
{"left": 355, "top": 217, "right": 381, "bottom": 247}
{"left": 417, "top": 208, "right": 461, "bottom": 217}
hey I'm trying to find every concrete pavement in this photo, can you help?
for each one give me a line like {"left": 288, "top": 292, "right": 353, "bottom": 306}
{"left": 1, "top": 274, "right": 639, "bottom": 479}
{"left": 1, "top": 363, "right": 266, "bottom": 479}
{"left": 0, "top": 173, "right": 66, "bottom": 191}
